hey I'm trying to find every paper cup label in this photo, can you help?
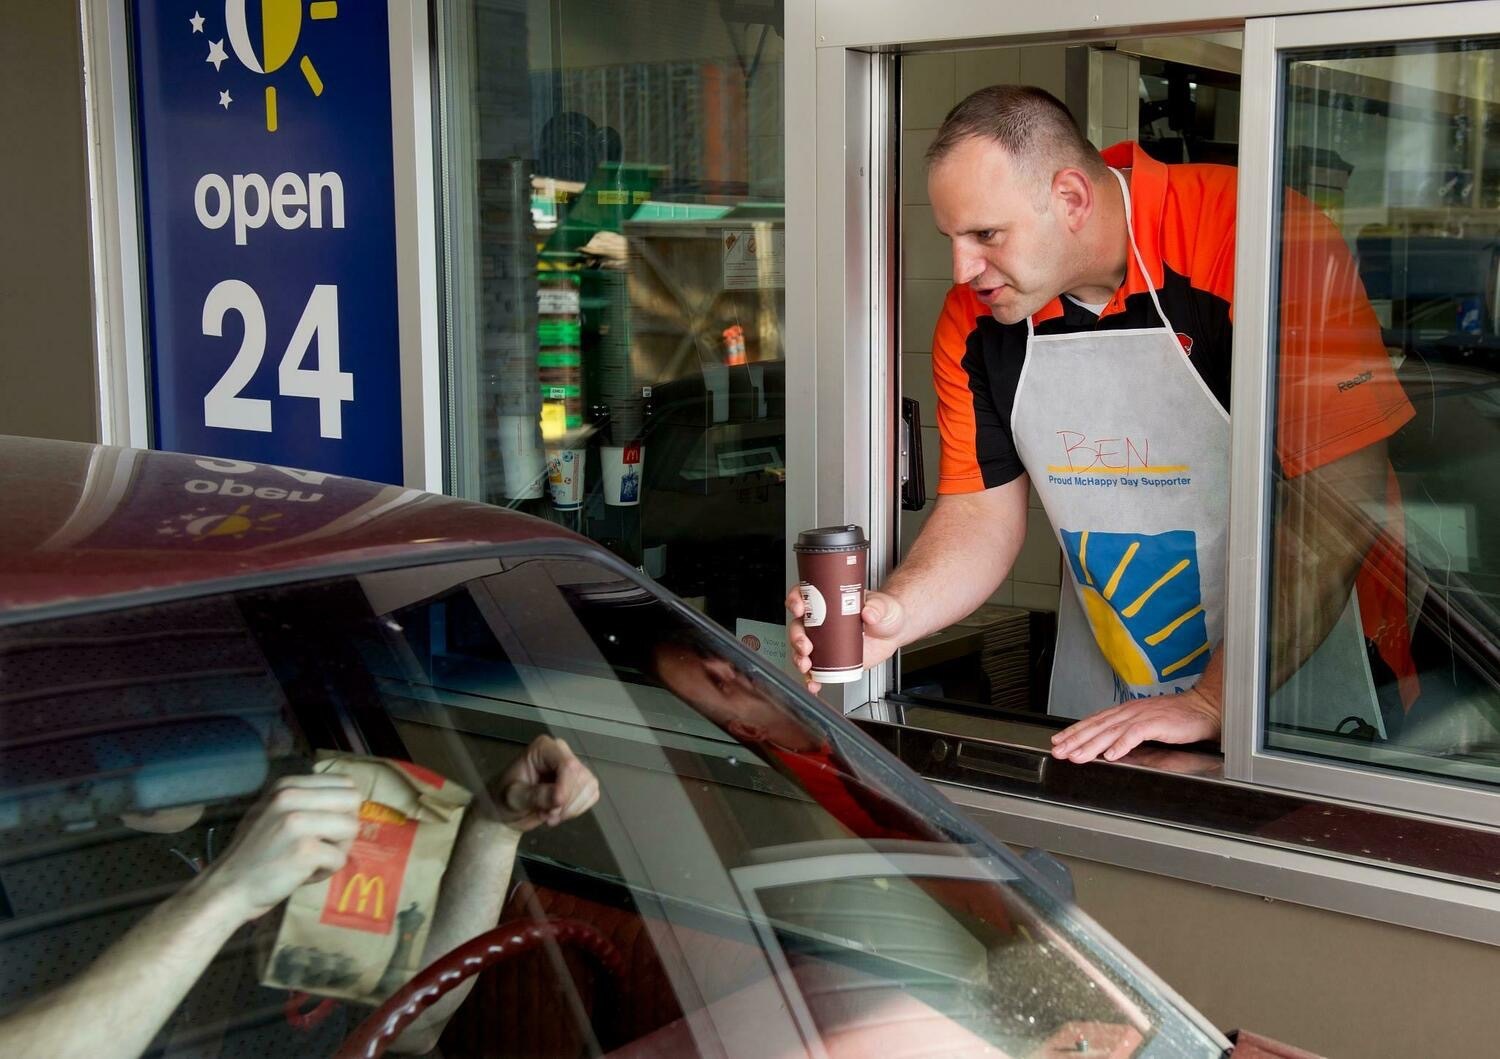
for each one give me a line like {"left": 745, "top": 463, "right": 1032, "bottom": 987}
{"left": 840, "top": 587, "right": 862, "bottom": 616}
{"left": 602, "top": 445, "right": 644, "bottom": 506}
{"left": 546, "top": 449, "right": 586, "bottom": 509}
{"left": 798, "top": 583, "right": 827, "bottom": 628}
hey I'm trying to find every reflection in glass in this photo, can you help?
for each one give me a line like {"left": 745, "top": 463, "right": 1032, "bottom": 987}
{"left": 1268, "top": 40, "right": 1500, "bottom": 786}
{"left": 437, "top": 1, "right": 788, "bottom": 647}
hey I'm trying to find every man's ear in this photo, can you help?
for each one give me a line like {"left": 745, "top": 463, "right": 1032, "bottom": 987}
{"left": 1052, "top": 168, "right": 1095, "bottom": 233}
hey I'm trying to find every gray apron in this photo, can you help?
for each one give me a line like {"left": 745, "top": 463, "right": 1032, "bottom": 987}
{"left": 1011, "top": 168, "right": 1381, "bottom": 732}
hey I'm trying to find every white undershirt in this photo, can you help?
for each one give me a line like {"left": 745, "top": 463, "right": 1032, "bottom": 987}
{"left": 1064, "top": 293, "right": 1109, "bottom": 317}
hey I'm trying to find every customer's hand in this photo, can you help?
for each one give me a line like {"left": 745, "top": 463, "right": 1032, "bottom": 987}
{"left": 198, "top": 774, "right": 362, "bottom": 924}
{"left": 483, "top": 735, "right": 600, "bottom": 834}
{"left": 786, "top": 587, "right": 908, "bottom": 693}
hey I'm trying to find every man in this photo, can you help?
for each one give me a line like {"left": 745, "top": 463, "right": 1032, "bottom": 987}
{"left": 0, "top": 734, "right": 600, "bottom": 1057}
{"left": 788, "top": 85, "right": 1416, "bottom": 763}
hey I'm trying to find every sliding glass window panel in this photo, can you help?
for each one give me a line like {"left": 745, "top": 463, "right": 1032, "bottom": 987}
{"left": 1265, "top": 37, "right": 1500, "bottom": 790}
{"left": 435, "top": 0, "right": 788, "bottom": 650}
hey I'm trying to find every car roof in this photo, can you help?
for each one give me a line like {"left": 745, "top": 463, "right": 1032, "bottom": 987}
{"left": 0, "top": 435, "right": 583, "bottom": 621}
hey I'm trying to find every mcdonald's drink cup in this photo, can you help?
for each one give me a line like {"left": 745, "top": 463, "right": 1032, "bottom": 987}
{"left": 794, "top": 525, "right": 869, "bottom": 684}
{"left": 602, "top": 443, "right": 644, "bottom": 507}
{"left": 546, "top": 448, "right": 587, "bottom": 511}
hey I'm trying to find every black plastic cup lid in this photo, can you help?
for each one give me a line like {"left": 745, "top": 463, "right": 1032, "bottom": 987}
{"left": 795, "top": 525, "right": 868, "bottom": 551}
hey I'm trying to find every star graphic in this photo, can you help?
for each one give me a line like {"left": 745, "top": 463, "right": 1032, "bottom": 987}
{"left": 219, "top": 90, "right": 232, "bottom": 110}
{"left": 189, "top": 11, "right": 204, "bottom": 33}
{"left": 206, "top": 38, "right": 227, "bottom": 72}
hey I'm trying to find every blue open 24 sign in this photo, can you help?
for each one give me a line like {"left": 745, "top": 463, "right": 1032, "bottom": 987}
{"left": 132, "top": 1, "right": 403, "bottom": 484}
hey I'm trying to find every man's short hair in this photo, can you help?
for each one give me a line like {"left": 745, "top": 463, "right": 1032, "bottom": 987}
{"left": 926, "top": 85, "right": 1107, "bottom": 200}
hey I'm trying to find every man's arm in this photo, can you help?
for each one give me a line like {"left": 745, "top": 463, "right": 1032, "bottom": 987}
{"left": 880, "top": 479, "right": 1032, "bottom": 642}
{"left": 788, "top": 478, "right": 1030, "bottom": 690}
{"left": 389, "top": 736, "right": 600, "bottom": 1054}
{"left": 1269, "top": 437, "right": 1388, "bottom": 689}
{"left": 0, "top": 775, "right": 360, "bottom": 1059}
{"left": 0, "top": 872, "right": 255, "bottom": 1059}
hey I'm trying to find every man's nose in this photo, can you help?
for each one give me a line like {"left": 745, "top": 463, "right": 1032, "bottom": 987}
{"left": 951, "top": 242, "right": 984, "bottom": 287}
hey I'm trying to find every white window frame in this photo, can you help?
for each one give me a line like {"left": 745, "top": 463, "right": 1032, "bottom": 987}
{"left": 1224, "top": 1, "right": 1500, "bottom": 826}
{"left": 798, "top": 0, "right": 1500, "bottom": 820}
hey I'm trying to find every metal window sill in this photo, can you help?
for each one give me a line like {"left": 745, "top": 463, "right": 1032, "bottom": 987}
{"left": 853, "top": 702, "right": 1500, "bottom": 947}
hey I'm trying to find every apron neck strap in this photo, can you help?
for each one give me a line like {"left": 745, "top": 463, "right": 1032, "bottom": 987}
{"left": 1108, "top": 167, "right": 1171, "bottom": 331}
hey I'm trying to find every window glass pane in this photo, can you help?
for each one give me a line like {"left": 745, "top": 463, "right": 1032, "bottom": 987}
{"left": 0, "top": 562, "right": 1222, "bottom": 1056}
{"left": 1266, "top": 39, "right": 1500, "bottom": 787}
{"left": 436, "top": 1, "right": 788, "bottom": 648}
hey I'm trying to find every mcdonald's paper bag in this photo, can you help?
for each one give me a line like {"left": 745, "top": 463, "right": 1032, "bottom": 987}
{"left": 260, "top": 753, "right": 471, "bottom": 1003}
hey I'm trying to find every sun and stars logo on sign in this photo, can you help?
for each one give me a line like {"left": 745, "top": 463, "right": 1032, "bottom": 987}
{"left": 157, "top": 505, "right": 283, "bottom": 541}
{"left": 1061, "top": 528, "right": 1211, "bottom": 688}
{"left": 188, "top": 1, "right": 337, "bottom": 131}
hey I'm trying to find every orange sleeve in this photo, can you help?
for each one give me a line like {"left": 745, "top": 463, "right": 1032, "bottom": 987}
{"left": 931, "top": 285, "right": 987, "bottom": 495}
{"left": 1275, "top": 191, "right": 1415, "bottom": 478}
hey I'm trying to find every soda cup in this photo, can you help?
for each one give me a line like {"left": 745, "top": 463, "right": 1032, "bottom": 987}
{"left": 601, "top": 443, "right": 644, "bottom": 506}
{"left": 794, "top": 525, "right": 869, "bottom": 684}
{"left": 546, "top": 448, "right": 587, "bottom": 511}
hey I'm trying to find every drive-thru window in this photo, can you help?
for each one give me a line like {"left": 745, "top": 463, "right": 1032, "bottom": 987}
{"left": 73, "top": 1, "right": 1500, "bottom": 1053}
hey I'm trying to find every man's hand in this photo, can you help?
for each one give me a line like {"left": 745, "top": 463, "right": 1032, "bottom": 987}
{"left": 197, "top": 774, "right": 361, "bottom": 924}
{"left": 1050, "top": 651, "right": 1224, "bottom": 763}
{"left": 484, "top": 735, "right": 600, "bottom": 833}
{"left": 786, "top": 588, "right": 909, "bottom": 693}
{"left": 0, "top": 774, "right": 363, "bottom": 1059}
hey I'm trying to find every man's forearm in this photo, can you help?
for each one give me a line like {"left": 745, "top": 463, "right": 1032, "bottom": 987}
{"left": 1269, "top": 444, "right": 1387, "bottom": 689}
{"left": 882, "top": 480, "right": 1029, "bottom": 645}
{"left": 389, "top": 818, "right": 523, "bottom": 1053}
{"left": 0, "top": 876, "right": 245, "bottom": 1059}
{"left": 1271, "top": 516, "right": 1369, "bottom": 690}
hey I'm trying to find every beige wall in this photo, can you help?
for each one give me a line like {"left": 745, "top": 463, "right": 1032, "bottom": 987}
{"left": 1060, "top": 853, "right": 1500, "bottom": 1058}
{"left": 0, "top": 1, "right": 98, "bottom": 443}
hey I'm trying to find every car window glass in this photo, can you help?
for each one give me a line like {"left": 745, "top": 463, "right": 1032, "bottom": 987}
{"left": 0, "top": 560, "right": 1222, "bottom": 1057}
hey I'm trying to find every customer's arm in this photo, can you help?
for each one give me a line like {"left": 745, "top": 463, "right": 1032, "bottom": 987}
{"left": 0, "top": 776, "right": 360, "bottom": 1059}
{"left": 389, "top": 736, "right": 600, "bottom": 1054}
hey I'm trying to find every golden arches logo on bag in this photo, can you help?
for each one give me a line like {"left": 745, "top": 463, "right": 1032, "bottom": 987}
{"left": 336, "top": 872, "right": 387, "bottom": 920}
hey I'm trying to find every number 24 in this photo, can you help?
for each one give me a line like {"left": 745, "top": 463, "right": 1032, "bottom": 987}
{"left": 202, "top": 280, "right": 353, "bottom": 439}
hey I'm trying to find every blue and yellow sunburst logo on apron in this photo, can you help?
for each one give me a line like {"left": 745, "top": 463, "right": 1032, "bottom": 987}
{"left": 1061, "top": 528, "right": 1210, "bottom": 686}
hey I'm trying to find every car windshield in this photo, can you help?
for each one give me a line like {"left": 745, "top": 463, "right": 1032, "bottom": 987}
{"left": 0, "top": 549, "right": 1224, "bottom": 1058}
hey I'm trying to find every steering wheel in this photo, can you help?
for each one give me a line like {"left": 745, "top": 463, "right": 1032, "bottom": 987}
{"left": 334, "top": 917, "right": 626, "bottom": 1059}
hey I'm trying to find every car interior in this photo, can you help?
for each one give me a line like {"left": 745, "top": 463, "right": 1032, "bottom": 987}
{"left": 0, "top": 553, "right": 1211, "bottom": 1057}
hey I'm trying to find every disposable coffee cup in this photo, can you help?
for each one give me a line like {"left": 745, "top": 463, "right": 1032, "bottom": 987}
{"left": 601, "top": 443, "right": 644, "bottom": 507}
{"left": 794, "top": 525, "right": 869, "bottom": 684}
{"left": 546, "top": 447, "right": 587, "bottom": 510}
{"left": 498, "top": 414, "right": 545, "bottom": 499}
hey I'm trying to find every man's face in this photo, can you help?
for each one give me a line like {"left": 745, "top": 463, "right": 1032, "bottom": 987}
{"left": 653, "top": 642, "right": 817, "bottom": 751}
{"left": 928, "top": 136, "right": 1073, "bottom": 325}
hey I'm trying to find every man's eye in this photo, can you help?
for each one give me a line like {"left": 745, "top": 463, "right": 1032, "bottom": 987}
{"left": 976, "top": 230, "right": 996, "bottom": 243}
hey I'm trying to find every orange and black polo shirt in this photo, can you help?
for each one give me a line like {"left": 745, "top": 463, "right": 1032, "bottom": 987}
{"left": 931, "top": 141, "right": 1419, "bottom": 707}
